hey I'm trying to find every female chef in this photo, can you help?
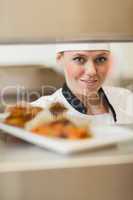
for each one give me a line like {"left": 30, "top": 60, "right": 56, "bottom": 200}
{"left": 3, "top": 42, "right": 133, "bottom": 143}
{"left": 31, "top": 43, "right": 133, "bottom": 124}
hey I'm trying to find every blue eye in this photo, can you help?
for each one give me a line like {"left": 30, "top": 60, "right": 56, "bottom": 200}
{"left": 95, "top": 56, "right": 108, "bottom": 64}
{"left": 73, "top": 57, "right": 86, "bottom": 65}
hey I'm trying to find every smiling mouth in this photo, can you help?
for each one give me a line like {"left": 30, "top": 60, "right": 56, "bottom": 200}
{"left": 80, "top": 79, "right": 98, "bottom": 84}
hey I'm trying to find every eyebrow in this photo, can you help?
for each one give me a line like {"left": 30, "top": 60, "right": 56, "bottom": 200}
{"left": 95, "top": 52, "right": 109, "bottom": 56}
{"left": 72, "top": 52, "right": 109, "bottom": 57}
{"left": 72, "top": 53, "right": 87, "bottom": 57}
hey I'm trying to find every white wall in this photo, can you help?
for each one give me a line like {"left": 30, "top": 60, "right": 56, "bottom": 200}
{"left": 0, "top": 44, "right": 56, "bottom": 67}
{"left": 110, "top": 43, "right": 133, "bottom": 79}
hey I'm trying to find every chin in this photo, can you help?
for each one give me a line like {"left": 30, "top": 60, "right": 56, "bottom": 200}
{"left": 76, "top": 86, "right": 96, "bottom": 96}
{"left": 79, "top": 83, "right": 98, "bottom": 91}
{"left": 79, "top": 80, "right": 101, "bottom": 91}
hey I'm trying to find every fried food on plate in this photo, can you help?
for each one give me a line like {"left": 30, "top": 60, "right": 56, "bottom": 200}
{"left": 49, "top": 102, "right": 68, "bottom": 116}
{"left": 4, "top": 104, "right": 43, "bottom": 128}
{"left": 31, "top": 117, "right": 91, "bottom": 140}
{"left": 3, "top": 102, "right": 91, "bottom": 140}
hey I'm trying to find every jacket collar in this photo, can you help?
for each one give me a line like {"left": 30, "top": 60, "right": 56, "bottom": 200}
{"left": 62, "top": 83, "right": 117, "bottom": 122}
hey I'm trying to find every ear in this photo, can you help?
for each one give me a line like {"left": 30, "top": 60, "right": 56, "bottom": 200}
{"left": 56, "top": 53, "right": 64, "bottom": 65}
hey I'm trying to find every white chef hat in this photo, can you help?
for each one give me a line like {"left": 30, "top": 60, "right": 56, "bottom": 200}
{"left": 56, "top": 42, "right": 110, "bottom": 53}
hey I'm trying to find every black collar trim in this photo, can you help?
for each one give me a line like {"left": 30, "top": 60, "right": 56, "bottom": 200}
{"left": 62, "top": 83, "right": 117, "bottom": 122}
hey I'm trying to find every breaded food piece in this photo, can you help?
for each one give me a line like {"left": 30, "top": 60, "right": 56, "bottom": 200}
{"left": 4, "top": 117, "right": 28, "bottom": 128}
{"left": 4, "top": 104, "right": 43, "bottom": 128}
{"left": 32, "top": 118, "right": 91, "bottom": 140}
{"left": 49, "top": 102, "right": 68, "bottom": 116}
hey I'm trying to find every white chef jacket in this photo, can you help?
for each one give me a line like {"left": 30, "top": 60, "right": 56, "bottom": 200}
{"left": 31, "top": 86, "right": 133, "bottom": 125}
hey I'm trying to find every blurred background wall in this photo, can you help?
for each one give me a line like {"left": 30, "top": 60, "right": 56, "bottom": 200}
{"left": 0, "top": 0, "right": 133, "bottom": 42}
{"left": 0, "top": 43, "right": 133, "bottom": 89}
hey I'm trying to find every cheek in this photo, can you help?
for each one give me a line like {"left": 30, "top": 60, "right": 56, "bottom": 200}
{"left": 66, "top": 64, "right": 84, "bottom": 80}
{"left": 98, "top": 65, "right": 110, "bottom": 79}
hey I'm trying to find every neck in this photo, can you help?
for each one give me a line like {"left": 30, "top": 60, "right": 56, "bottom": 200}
{"left": 72, "top": 89, "right": 109, "bottom": 115}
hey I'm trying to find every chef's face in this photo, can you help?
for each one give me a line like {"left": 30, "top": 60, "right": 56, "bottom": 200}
{"left": 57, "top": 50, "right": 112, "bottom": 96}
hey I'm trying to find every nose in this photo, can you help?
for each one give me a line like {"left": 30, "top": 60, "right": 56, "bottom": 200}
{"left": 84, "top": 60, "right": 96, "bottom": 76}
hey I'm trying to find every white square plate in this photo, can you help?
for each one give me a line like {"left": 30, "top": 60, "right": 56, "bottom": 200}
{"left": 0, "top": 122, "right": 133, "bottom": 154}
